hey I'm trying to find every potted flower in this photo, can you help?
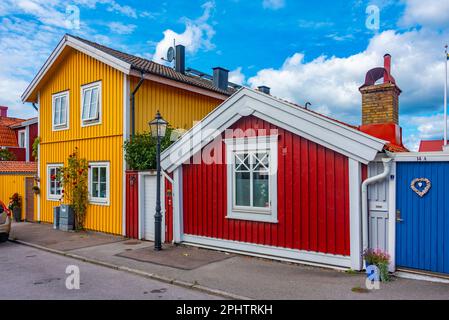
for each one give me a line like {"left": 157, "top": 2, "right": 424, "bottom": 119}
{"left": 363, "top": 248, "right": 391, "bottom": 282}
{"left": 32, "top": 185, "right": 40, "bottom": 195}
{"left": 8, "top": 193, "right": 22, "bottom": 222}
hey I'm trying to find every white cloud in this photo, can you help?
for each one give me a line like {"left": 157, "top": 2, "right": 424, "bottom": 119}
{"left": 400, "top": 0, "right": 449, "bottom": 28}
{"left": 74, "top": 0, "right": 138, "bottom": 18}
{"left": 107, "top": 22, "right": 136, "bottom": 35}
{"left": 262, "top": 0, "right": 285, "bottom": 10}
{"left": 247, "top": 27, "right": 447, "bottom": 134}
{"left": 152, "top": 1, "right": 216, "bottom": 63}
{"left": 229, "top": 67, "right": 246, "bottom": 85}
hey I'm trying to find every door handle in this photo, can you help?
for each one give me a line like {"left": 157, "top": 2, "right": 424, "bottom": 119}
{"left": 396, "top": 210, "right": 404, "bottom": 222}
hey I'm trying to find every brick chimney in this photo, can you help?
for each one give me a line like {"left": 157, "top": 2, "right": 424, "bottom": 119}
{"left": 0, "top": 106, "right": 7, "bottom": 117}
{"left": 359, "top": 54, "right": 405, "bottom": 148}
{"left": 360, "top": 54, "right": 401, "bottom": 125}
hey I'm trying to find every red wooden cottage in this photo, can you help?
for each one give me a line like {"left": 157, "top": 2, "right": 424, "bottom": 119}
{"left": 160, "top": 86, "right": 391, "bottom": 270}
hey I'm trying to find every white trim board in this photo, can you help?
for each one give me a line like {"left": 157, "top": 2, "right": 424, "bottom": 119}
{"left": 182, "top": 235, "right": 352, "bottom": 268}
{"left": 387, "top": 151, "right": 449, "bottom": 162}
{"left": 161, "top": 88, "right": 386, "bottom": 172}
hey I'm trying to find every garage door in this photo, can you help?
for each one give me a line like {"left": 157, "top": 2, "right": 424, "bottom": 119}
{"left": 142, "top": 173, "right": 165, "bottom": 242}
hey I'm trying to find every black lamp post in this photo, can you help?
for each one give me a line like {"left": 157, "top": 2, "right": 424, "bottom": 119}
{"left": 149, "top": 111, "right": 168, "bottom": 251}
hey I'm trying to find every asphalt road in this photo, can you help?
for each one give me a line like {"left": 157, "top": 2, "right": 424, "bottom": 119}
{"left": 0, "top": 241, "right": 218, "bottom": 300}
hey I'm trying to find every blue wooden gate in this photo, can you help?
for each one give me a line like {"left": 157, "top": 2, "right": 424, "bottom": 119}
{"left": 396, "top": 162, "right": 449, "bottom": 274}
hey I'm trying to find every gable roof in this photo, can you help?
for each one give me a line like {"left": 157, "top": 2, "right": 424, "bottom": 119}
{"left": 0, "top": 161, "right": 37, "bottom": 174}
{"left": 22, "top": 34, "right": 234, "bottom": 102}
{"left": 0, "top": 116, "right": 24, "bottom": 147}
{"left": 161, "top": 87, "right": 387, "bottom": 172}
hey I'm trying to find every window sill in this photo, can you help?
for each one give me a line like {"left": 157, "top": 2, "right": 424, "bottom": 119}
{"left": 47, "top": 196, "right": 62, "bottom": 202}
{"left": 52, "top": 126, "right": 68, "bottom": 132}
{"left": 82, "top": 120, "right": 101, "bottom": 127}
{"left": 226, "top": 212, "right": 278, "bottom": 224}
{"left": 89, "top": 199, "right": 110, "bottom": 206}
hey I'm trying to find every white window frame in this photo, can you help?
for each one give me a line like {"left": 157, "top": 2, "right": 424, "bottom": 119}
{"left": 224, "top": 135, "right": 278, "bottom": 223}
{"left": 81, "top": 81, "right": 102, "bottom": 127}
{"left": 47, "top": 164, "right": 63, "bottom": 201}
{"left": 88, "top": 162, "right": 110, "bottom": 205}
{"left": 52, "top": 91, "right": 69, "bottom": 131}
{"left": 18, "top": 129, "right": 26, "bottom": 148}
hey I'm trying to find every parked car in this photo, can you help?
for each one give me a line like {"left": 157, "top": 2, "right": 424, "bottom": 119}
{"left": 0, "top": 201, "right": 11, "bottom": 242}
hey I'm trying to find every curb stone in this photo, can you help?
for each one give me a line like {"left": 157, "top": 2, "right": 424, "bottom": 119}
{"left": 10, "top": 239, "right": 251, "bottom": 300}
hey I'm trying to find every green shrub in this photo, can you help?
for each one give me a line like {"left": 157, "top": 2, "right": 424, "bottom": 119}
{"left": 0, "top": 149, "right": 16, "bottom": 161}
{"left": 124, "top": 128, "right": 175, "bottom": 171}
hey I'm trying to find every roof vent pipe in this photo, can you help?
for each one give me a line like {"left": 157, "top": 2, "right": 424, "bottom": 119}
{"left": 258, "top": 86, "right": 271, "bottom": 95}
{"left": 213, "top": 67, "right": 229, "bottom": 91}
{"left": 175, "top": 45, "right": 185, "bottom": 74}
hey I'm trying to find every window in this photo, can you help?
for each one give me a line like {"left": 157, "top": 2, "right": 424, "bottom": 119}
{"left": 88, "top": 162, "right": 109, "bottom": 205}
{"left": 47, "top": 164, "right": 63, "bottom": 200}
{"left": 18, "top": 130, "right": 26, "bottom": 148}
{"left": 52, "top": 91, "right": 69, "bottom": 130}
{"left": 225, "top": 135, "right": 278, "bottom": 223}
{"left": 81, "top": 81, "right": 101, "bottom": 126}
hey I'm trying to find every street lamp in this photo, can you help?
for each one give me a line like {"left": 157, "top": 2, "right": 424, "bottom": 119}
{"left": 149, "top": 111, "right": 168, "bottom": 251}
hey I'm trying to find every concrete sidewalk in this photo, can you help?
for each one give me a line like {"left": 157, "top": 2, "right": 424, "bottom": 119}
{"left": 9, "top": 222, "right": 449, "bottom": 300}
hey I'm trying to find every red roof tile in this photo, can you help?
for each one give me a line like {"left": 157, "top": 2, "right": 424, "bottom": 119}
{"left": 0, "top": 161, "right": 37, "bottom": 173}
{"left": 0, "top": 116, "right": 24, "bottom": 147}
{"left": 419, "top": 140, "right": 444, "bottom": 152}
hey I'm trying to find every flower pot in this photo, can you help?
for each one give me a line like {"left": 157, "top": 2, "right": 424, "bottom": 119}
{"left": 13, "top": 207, "right": 21, "bottom": 222}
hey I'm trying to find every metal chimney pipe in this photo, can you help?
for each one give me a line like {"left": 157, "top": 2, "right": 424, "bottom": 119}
{"left": 175, "top": 45, "right": 185, "bottom": 74}
{"left": 384, "top": 54, "right": 392, "bottom": 83}
{"left": 213, "top": 67, "right": 229, "bottom": 91}
{"left": 258, "top": 86, "right": 271, "bottom": 95}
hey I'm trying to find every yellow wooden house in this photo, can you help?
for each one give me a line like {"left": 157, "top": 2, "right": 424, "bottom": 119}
{"left": 21, "top": 34, "right": 235, "bottom": 235}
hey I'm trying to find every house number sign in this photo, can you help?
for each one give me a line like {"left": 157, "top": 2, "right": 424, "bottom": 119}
{"left": 410, "top": 178, "right": 431, "bottom": 197}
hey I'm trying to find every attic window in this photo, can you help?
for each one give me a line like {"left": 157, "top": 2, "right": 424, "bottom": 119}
{"left": 52, "top": 91, "right": 69, "bottom": 131}
{"left": 81, "top": 81, "right": 101, "bottom": 126}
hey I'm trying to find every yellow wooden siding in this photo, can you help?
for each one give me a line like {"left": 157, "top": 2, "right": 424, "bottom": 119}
{"left": 0, "top": 174, "right": 37, "bottom": 220}
{"left": 38, "top": 47, "right": 124, "bottom": 234}
{"left": 39, "top": 137, "right": 123, "bottom": 234}
{"left": 132, "top": 78, "right": 223, "bottom": 132}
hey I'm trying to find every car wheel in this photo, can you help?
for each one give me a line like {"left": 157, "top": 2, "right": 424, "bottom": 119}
{"left": 0, "top": 233, "right": 8, "bottom": 243}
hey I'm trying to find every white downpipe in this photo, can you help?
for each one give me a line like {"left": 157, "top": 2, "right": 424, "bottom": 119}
{"left": 361, "top": 158, "right": 392, "bottom": 253}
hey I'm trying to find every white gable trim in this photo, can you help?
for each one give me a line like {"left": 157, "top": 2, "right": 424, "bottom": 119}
{"left": 161, "top": 88, "right": 386, "bottom": 172}
{"left": 21, "top": 35, "right": 132, "bottom": 103}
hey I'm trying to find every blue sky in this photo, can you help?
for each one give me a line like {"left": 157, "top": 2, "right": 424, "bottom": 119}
{"left": 1, "top": 0, "right": 449, "bottom": 150}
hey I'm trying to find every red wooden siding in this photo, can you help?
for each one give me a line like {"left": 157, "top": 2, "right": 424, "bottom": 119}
{"left": 182, "top": 115, "right": 351, "bottom": 256}
{"left": 165, "top": 175, "right": 173, "bottom": 243}
{"left": 125, "top": 171, "right": 139, "bottom": 239}
{"left": 28, "top": 123, "right": 38, "bottom": 161}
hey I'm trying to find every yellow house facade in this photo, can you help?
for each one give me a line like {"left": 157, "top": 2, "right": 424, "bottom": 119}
{"left": 22, "top": 34, "right": 233, "bottom": 235}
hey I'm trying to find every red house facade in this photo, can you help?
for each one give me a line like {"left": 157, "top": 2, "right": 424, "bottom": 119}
{"left": 0, "top": 106, "right": 38, "bottom": 162}
{"left": 161, "top": 88, "right": 387, "bottom": 270}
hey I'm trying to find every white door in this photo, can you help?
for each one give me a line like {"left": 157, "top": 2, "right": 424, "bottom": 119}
{"left": 368, "top": 162, "right": 389, "bottom": 252}
{"left": 141, "top": 173, "right": 165, "bottom": 241}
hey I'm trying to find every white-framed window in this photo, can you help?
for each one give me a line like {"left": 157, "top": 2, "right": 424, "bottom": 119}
{"left": 88, "top": 162, "right": 110, "bottom": 205}
{"left": 52, "top": 91, "right": 69, "bottom": 130}
{"left": 81, "top": 81, "right": 101, "bottom": 126}
{"left": 47, "top": 164, "right": 63, "bottom": 201}
{"left": 224, "top": 135, "right": 278, "bottom": 223}
{"left": 18, "top": 130, "right": 26, "bottom": 148}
